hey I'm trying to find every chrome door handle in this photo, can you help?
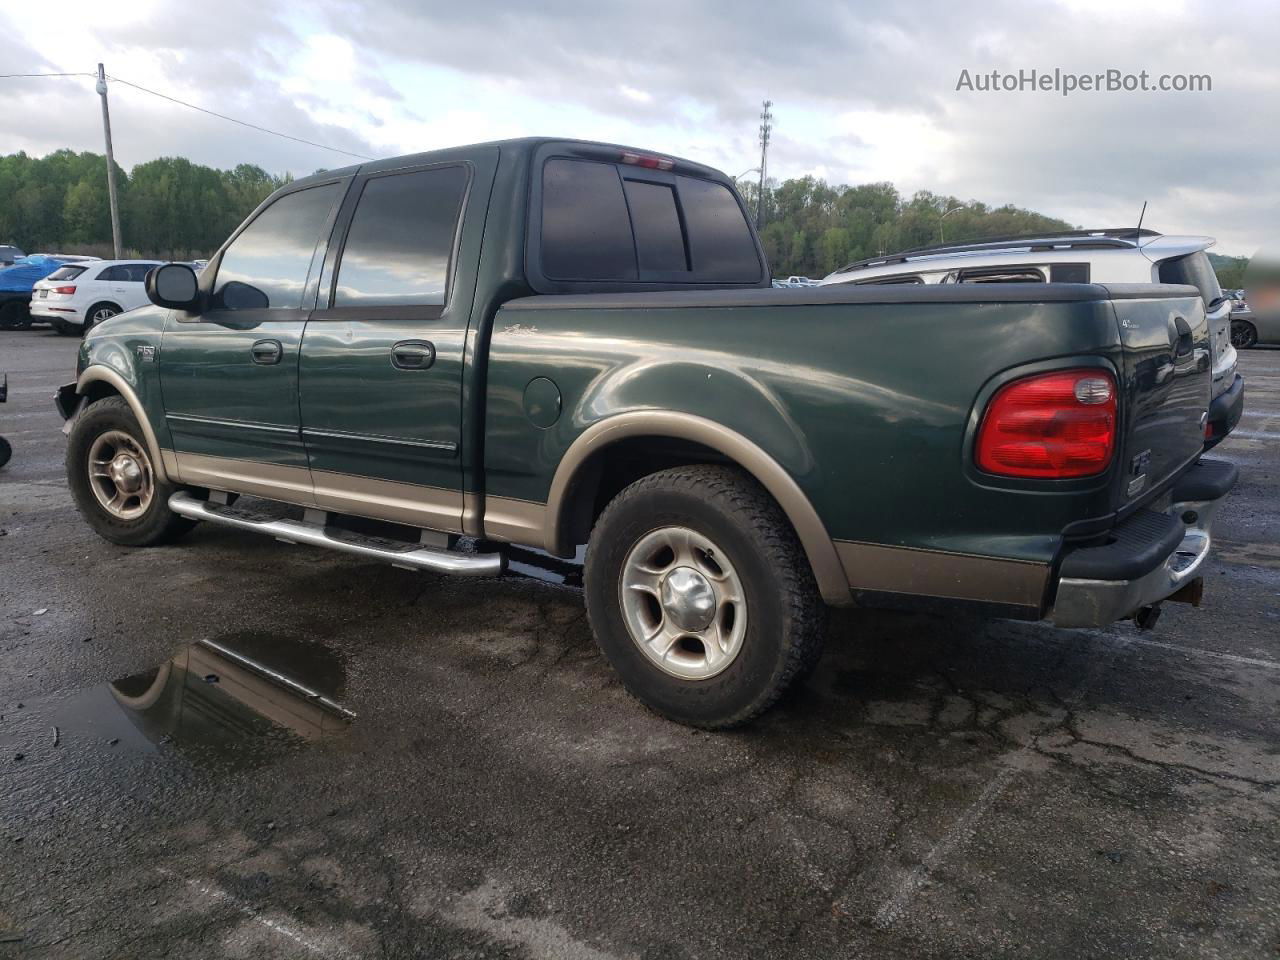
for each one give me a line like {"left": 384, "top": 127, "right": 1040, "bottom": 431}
{"left": 251, "top": 339, "right": 283, "bottom": 365}
{"left": 391, "top": 340, "right": 435, "bottom": 370}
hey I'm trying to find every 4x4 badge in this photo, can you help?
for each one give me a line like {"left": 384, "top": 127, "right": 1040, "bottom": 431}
{"left": 136, "top": 345, "right": 156, "bottom": 362}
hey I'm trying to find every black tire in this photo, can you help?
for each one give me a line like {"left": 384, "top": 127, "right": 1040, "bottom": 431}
{"left": 0, "top": 436, "right": 11, "bottom": 469}
{"left": 0, "top": 301, "right": 31, "bottom": 330}
{"left": 1231, "top": 320, "right": 1258, "bottom": 349}
{"left": 584, "top": 464, "right": 826, "bottom": 729}
{"left": 83, "top": 302, "right": 120, "bottom": 334}
{"left": 53, "top": 319, "right": 82, "bottom": 337}
{"left": 66, "top": 396, "right": 196, "bottom": 546}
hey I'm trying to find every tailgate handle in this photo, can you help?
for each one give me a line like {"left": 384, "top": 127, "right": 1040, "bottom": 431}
{"left": 1171, "top": 316, "right": 1194, "bottom": 357}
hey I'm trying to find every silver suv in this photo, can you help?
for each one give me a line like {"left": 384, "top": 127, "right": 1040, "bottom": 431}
{"left": 819, "top": 229, "right": 1243, "bottom": 447}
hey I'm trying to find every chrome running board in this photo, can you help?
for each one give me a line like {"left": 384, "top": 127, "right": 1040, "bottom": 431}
{"left": 168, "top": 491, "right": 504, "bottom": 577}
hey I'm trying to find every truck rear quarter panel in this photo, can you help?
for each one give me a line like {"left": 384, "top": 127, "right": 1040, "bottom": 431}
{"left": 482, "top": 289, "right": 1142, "bottom": 611}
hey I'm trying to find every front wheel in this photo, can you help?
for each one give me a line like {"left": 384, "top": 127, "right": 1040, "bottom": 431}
{"left": 66, "top": 396, "right": 196, "bottom": 546}
{"left": 584, "top": 465, "right": 826, "bottom": 729}
{"left": 1231, "top": 320, "right": 1258, "bottom": 349}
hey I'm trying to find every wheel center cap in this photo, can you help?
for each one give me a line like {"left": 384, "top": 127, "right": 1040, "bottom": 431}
{"left": 660, "top": 566, "right": 716, "bottom": 632}
{"left": 110, "top": 454, "right": 142, "bottom": 493}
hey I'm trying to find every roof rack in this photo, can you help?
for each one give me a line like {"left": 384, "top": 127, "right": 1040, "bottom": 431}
{"left": 834, "top": 228, "right": 1163, "bottom": 275}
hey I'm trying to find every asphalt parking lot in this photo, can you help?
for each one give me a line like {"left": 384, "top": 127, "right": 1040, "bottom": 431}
{"left": 1, "top": 329, "right": 1278, "bottom": 959}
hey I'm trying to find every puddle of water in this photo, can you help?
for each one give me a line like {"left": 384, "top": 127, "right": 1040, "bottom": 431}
{"left": 2, "top": 633, "right": 353, "bottom": 768}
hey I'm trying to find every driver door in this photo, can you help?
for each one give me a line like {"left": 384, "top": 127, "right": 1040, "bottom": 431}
{"left": 159, "top": 179, "right": 348, "bottom": 502}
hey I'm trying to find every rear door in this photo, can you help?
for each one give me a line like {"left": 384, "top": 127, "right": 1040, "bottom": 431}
{"left": 296, "top": 161, "right": 478, "bottom": 532}
{"left": 159, "top": 180, "right": 346, "bottom": 500}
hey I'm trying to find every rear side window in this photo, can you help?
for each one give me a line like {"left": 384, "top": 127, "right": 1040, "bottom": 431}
{"left": 854, "top": 274, "right": 923, "bottom": 285}
{"left": 957, "top": 267, "right": 1045, "bottom": 283}
{"left": 215, "top": 182, "right": 342, "bottom": 311}
{"left": 1157, "top": 251, "right": 1223, "bottom": 306}
{"left": 333, "top": 166, "right": 468, "bottom": 308}
{"left": 47, "top": 266, "right": 86, "bottom": 281}
{"left": 95, "top": 266, "right": 121, "bottom": 281}
{"left": 121, "top": 263, "right": 158, "bottom": 282}
{"left": 1050, "top": 263, "right": 1090, "bottom": 283}
{"left": 539, "top": 157, "right": 761, "bottom": 284}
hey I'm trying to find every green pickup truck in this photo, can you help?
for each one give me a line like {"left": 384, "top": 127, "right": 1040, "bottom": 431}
{"left": 56, "top": 138, "right": 1237, "bottom": 728}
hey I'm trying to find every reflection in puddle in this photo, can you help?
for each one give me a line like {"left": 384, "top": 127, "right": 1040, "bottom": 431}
{"left": 11, "top": 634, "right": 354, "bottom": 768}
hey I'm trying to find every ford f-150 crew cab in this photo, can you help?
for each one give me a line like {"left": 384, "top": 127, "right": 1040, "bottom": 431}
{"left": 55, "top": 138, "right": 1237, "bottom": 728}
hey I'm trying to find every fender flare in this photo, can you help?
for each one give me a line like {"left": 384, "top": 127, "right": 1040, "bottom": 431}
{"left": 76, "top": 366, "right": 171, "bottom": 483}
{"left": 545, "top": 411, "right": 850, "bottom": 604}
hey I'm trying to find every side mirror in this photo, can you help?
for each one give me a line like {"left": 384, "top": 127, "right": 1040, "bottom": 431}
{"left": 146, "top": 263, "right": 200, "bottom": 310}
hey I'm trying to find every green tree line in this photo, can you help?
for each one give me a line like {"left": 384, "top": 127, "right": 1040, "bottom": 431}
{"left": 0, "top": 150, "right": 290, "bottom": 259}
{"left": 738, "top": 177, "right": 1077, "bottom": 279}
{"left": 0, "top": 149, "right": 1246, "bottom": 287}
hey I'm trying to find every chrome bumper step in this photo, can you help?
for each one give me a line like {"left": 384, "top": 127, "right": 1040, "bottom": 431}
{"left": 168, "top": 492, "right": 505, "bottom": 577}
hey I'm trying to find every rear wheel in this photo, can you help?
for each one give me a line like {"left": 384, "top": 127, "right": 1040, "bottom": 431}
{"left": 0, "top": 436, "right": 11, "bottom": 469}
{"left": 1230, "top": 320, "right": 1258, "bottom": 349}
{"left": 83, "top": 302, "right": 120, "bottom": 334}
{"left": 584, "top": 464, "right": 826, "bottom": 729}
{"left": 66, "top": 396, "right": 196, "bottom": 546}
{"left": 0, "top": 301, "right": 31, "bottom": 330}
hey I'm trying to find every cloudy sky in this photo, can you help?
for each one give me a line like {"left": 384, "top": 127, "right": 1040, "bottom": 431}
{"left": 2, "top": 0, "right": 1275, "bottom": 254}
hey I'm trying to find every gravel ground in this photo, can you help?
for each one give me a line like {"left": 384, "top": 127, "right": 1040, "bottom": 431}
{"left": 1, "top": 328, "right": 1277, "bottom": 959}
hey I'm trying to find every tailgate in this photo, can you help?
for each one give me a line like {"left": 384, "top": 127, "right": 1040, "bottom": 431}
{"left": 1107, "top": 284, "right": 1211, "bottom": 505}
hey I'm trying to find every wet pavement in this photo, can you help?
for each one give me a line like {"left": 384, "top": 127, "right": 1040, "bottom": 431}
{"left": 1, "top": 328, "right": 1278, "bottom": 959}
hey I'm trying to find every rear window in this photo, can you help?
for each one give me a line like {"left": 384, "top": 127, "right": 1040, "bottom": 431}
{"left": 1157, "top": 251, "right": 1223, "bottom": 306}
{"left": 47, "top": 266, "right": 87, "bottom": 281}
{"left": 854, "top": 274, "right": 923, "bottom": 285}
{"left": 539, "top": 157, "right": 761, "bottom": 284}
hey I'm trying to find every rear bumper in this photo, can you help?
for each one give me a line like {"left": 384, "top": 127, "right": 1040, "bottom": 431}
{"left": 29, "top": 301, "right": 82, "bottom": 322}
{"left": 1048, "top": 459, "right": 1237, "bottom": 627}
{"left": 1204, "top": 373, "right": 1244, "bottom": 448}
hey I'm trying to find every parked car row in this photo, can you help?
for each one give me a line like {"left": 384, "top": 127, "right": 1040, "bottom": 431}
{"left": 0, "top": 255, "right": 206, "bottom": 335}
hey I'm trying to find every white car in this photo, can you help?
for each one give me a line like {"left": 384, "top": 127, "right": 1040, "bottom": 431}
{"left": 30, "top": 260, "right": 162, "bottom": 336}
{"left": 819, "top": 229, "right": 1243, "bottom": 447}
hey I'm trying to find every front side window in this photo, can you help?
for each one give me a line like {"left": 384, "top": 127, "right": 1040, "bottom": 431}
{"left": 214, "top": 183, "right": 341, "bottom": 310}
{"left": 332, "top": 166, "right": 468, "bottom": 308}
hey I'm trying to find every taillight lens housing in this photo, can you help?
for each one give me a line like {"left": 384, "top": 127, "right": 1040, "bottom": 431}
{"left": 975, "top": 369, "right": 1117, "bottom": 479}
{"left": 54, "top": 285, "right": 77, "bottom": 295}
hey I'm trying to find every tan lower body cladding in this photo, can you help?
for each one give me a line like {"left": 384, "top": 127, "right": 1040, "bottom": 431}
{"left": 169, "top": 452, "right": 466, "bottom": 534}
{"left": 834, "top": 540, "right": 1049, "bottom": 611}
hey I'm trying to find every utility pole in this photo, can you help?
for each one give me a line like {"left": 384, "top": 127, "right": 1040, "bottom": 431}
{"left": 756, "top": 100, "right": 773, "bottom": 230}
{"left": 96, "top": 63, "right": 123, "bottom": 259}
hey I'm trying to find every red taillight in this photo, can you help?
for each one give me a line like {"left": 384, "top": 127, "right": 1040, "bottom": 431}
{"left": 54, "top": 285, "right": 77, "bottom": 295}
{"left": 620, "top": 151, "right": 674, "bottom": 171}
{"left": 975, "top": 369, "right": 1117, "bottom": 479}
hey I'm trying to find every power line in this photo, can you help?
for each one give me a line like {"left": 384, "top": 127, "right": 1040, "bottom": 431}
{"left": 106, "top": 75, "right": 375, "bottom": 161}
{"left": 0, "top": 69, "right": 374, "bottom": 161}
